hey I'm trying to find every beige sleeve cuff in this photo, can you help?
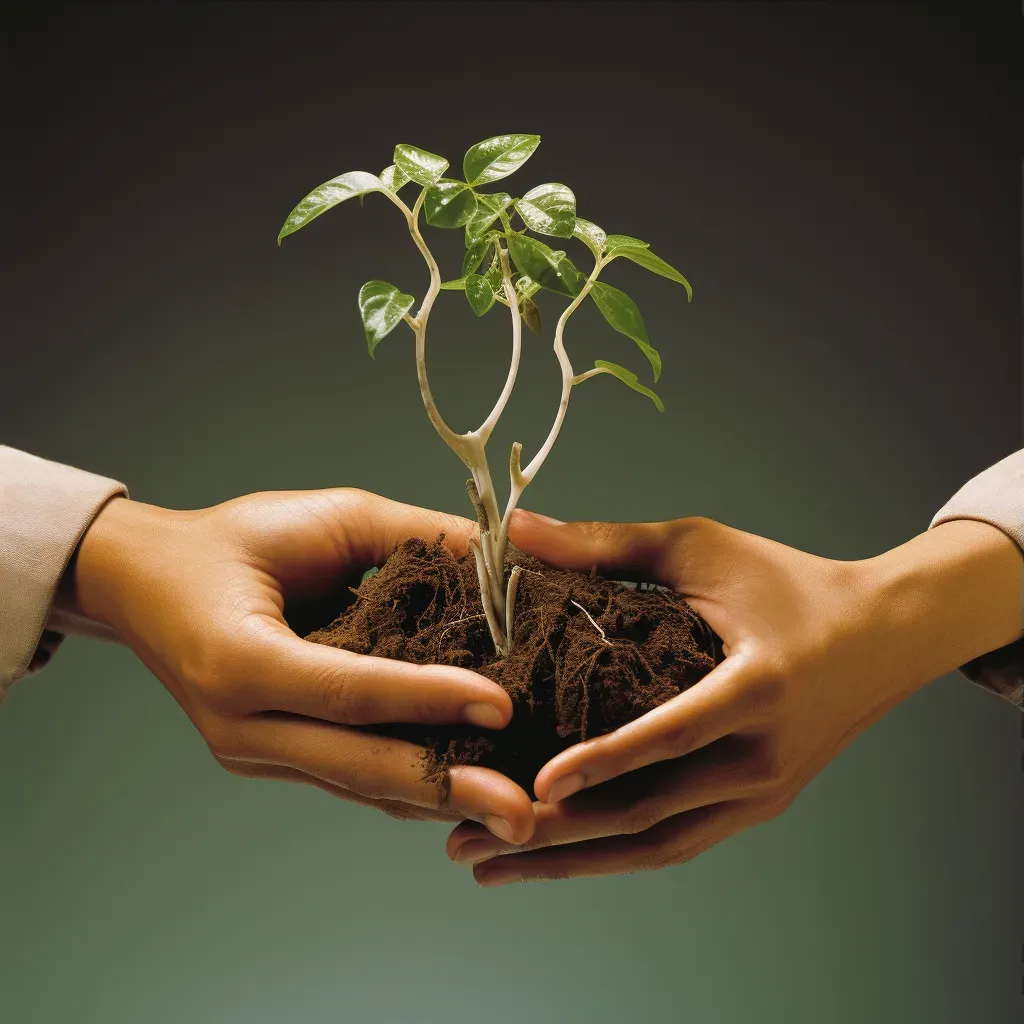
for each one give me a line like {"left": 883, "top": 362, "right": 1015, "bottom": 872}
{"left": 929, "top": 447, "right": 1024, "bottom": 710}
{"left": 0, "top": 446, "right": 128, "bottom": 705}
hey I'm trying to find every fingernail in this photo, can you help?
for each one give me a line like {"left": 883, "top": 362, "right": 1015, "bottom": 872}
{"left": 547, "top": 772, "right": 586, "bottom": 803}
{"left": 475, "top": 865, "right": 517, "bottom": 888}
{"left": 463, "top": 703, "right": 505, "bottom": 729}
{"left": 483, "top": 815, "right": 515, "bottom": 843}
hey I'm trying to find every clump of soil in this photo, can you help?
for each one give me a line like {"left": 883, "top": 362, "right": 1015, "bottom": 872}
{"left": 304, "top": 537, "right": 723, "bottom": 794}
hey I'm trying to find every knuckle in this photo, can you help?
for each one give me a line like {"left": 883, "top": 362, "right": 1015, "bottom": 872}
{"left": 317, "top": 666, "right": 377, "bottom": 725}
{"left": 315, "top": 486, "right": 369, "bottom": 513}
{"left": 664, "top": 515, "right": 716, "bottom": 552}
{"left": 768, "top": 789, "right": 797, "bottom": 819}
{"left": 744, "top": 663, "right": 789, "bottom": 713}
{"left": 752, "top": 790, "right": 794, "bottom": 824}
{"left": 326, "top": 487, "right": 378, "bottom": 527}
{"left": 203, "top": 720, "right": 247, "bottom": 764}
{"left": 751, "top": 746, "right": 794, "bottom": 791}
{"left": 335, "top": 486, "right": 372, "bottom": 508}
{"left": 203, "top": 668, "right": 252, "bottom": 716}
{"left": 670, "top": 514, "right": 713, "bottom": 536}
{"left": 622, "top": 800, "right": 662, "bottom": 836}
{"left": 181, "top": 644, "right": 249, "bottom": 715}
{"left": 318, "top": 670, "right": 354, "bottom": 722}
{"left": 654, "top": 715, "right": 701, "bottom": 759}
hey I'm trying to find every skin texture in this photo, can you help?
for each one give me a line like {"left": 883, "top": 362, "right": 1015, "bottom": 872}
{"left": 55, "top": 489, "right": 537, "bottom": 845}
{"left": 447, "top": 509, "right": 1024, "bottom": 885}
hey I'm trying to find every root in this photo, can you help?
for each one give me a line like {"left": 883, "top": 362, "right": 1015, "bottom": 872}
{"left": 569, "top": 599, "right": 612, "bottom": 646}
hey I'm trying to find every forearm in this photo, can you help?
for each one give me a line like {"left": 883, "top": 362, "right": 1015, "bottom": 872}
{"left": 863, "top": 519, "right": 1023, "bottom": 697}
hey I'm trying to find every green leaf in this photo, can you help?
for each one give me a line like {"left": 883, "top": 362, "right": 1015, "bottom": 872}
{"left": 465, "top": 192, "right": 512, "bottom": 243}
{"left": 506, "top": 233, "right": 584, "bottom": 297}
{"left": 578, "top": 360, "right": 664, "bottom": 412}
{"left": 379, "top": 163, "right": 411, "bottom": 192}
{"left": 277, "top": 171, "right": 382, "bottom": 244}
{"left": 464, "top": 274, "right": 495, "bottom": 317}
{"left": 463, "top": 134, "right": 541, "bottom": 186}
{"left": 440, "top": 277, "right": 466, "bottom": 291}
{"left": 573, "top": 218, "right": 607, "bottom": 256}
{"left": 424, "top": 179, "right": 478, "bottom": 228}
{"left": 604, "top": 233, "right": 650, "bottom": 254}
{"left": 609, "top": 247, "right": 693, "bottom": 301}
{"left": 394, "top": 144, "right": 449, "bottom": 186}
{"left": 589, "top": 280, "right": 661, "bottom": 381}
{"left": 358, "top": 280, "right": 415, "bottom": 358}
{"left": 519, "top": 294, "right": 542, "bottom": 335}
{"left": 462, "top": 236, "right": 491, "bottom": 278}
{"left": 515, "top": 275, "right": 541, "bottom": 300}
{"left": 515, "top": 183, "right": 576, "bottom": 238}
{"left": 483, "top": 249, "right": 503, "bottom": 293}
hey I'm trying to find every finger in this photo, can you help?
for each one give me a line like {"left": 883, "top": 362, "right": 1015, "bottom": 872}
{"left": 229, "top": 712, "right": 535, "bottom": 844}
{"left": 320, "top": 488, "right": 480, "bottom": 565}
{"left": 225, "top": 489, "right": 479, "bottom": 586}
{"left": 472, "top": 801, "right": 749, "bottom": 885}
{"left": 238, "top": 618, "right": 513, "bottom": 729}
{"left": 533, "top": 651, "right": 768, "bottom": 803}
{"left": 217, "top": 757, "right": 462, "bottom": 823}
{"left": 507, "top": 509, "right": 680, "bottom": 586}
{"left": 448, "top": 739, "right": 757, "bottom": 863}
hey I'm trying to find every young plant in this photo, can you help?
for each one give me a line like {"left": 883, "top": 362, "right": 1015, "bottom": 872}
{"left": 278, "top": 134, "right": 691, "bottom": 656}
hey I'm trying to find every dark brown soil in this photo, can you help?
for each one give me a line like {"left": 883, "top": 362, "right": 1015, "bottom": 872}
{"left": 303, "top": 537, "right": 723, "bottom": 794}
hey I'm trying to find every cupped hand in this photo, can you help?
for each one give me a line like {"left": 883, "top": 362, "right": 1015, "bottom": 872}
{"left": 59, "top": 488, "right": 535, "bottom": 844}
{"left": 447, "top": 510, "right": 1022, "bottom": 882}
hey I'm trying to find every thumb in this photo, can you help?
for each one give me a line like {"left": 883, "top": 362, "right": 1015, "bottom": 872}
{"left": 507, "top": 508, "right": 680, "bottom": 587}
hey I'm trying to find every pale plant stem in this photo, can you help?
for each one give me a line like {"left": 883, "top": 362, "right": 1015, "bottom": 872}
{"left": 473, "top": 246, "right": 523, "bottom": 603}
{"left": 385, "top": 187, "right": 603, "bottom": 656}
{"left": 386, "top": 189, "right": 519, "bottom": 653}
{"left": 521, "top": 264, "right": 603, "bottom": 482}
{"left": 479, "top": 246, "right": 522, "bottom": 441}
{"left": 470, "top": 535, "right": 505, "bottom": 650}
{"left": 504, "top": 566, "right": 523, "bottom": 653}
{"left": 386, "top": 190, "right": 468, "bottom": 459}
{"left": 470, "top": 462, "right": 507, "bottom": 618}
{"left": 572, "top": 366, "right": 612, "bottom": 384}
{"left": 493, "top": 260, "right": 605, "bottom": 572}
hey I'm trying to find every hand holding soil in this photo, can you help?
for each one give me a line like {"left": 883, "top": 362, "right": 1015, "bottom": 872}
{"left": 53, "top": 488, "right": 537, "bottom": 845}
{"left": 447, "top": 509, "right": 1023, "bottom": 884}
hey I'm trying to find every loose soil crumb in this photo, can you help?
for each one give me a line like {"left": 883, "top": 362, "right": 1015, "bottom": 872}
{"left": 303, "top": 537, "right": 723, "bottom": 794}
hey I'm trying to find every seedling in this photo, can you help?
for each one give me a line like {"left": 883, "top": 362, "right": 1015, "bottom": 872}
{"left": 278, "top": 134, "right": 691, "bottom": 656}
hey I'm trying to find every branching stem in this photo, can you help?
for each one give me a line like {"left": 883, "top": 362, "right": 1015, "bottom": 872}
{"left": 388, "top": 185, "right": 603, "bottom": 656}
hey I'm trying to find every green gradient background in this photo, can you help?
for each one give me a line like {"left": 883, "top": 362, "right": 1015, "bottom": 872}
{"left": 2, "top": 3, "right": 1022, "bottom": 1022}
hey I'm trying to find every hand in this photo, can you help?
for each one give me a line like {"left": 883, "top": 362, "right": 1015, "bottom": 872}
{"left": 447, "top": 511, "right": 1022, "bottom": 882}
{"left": 56, "top": 489, "right": 535, "bottom": 844}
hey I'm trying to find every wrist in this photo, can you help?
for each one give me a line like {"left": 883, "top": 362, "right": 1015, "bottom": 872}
{"left": 860, "top": 519, "right": 1024, "bottom": 691}
{"left": 54, "top": 497, "right": 176, "bottom": 633}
